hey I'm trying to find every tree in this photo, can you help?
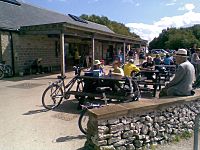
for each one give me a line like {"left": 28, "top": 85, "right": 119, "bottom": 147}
{"left": 80, "top": 14, "right": 140, "bottom": 38}
{"left": 149, "top": 25, "right": 200, "bottom": 50}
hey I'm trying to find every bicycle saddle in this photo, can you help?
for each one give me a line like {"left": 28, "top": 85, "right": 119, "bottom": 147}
{"left": 57, "top": 75, "right": 66, "bottom": 80}
{"left": 96, "top": 87, "right": 112, "bottom": 93}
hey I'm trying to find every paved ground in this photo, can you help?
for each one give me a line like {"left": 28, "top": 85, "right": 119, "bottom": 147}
{"left": 0, "top": 65, "right": 199, "bottom": 150}
{"left": 0, "top": 73, "right": 86, "bottom": 150}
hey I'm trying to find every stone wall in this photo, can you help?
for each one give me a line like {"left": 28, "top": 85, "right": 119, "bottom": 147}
{"left": 85, "top": 96, "right": 200, "bottom": 150}
{"left": 0, "top": 31, "right": 12, "bottom": 66}
{"left": 12, "top": 33, "right": 60, "bottom": 73}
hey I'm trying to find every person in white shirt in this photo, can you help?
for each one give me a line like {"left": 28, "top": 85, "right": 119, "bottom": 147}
{"left": 160, "top": 49, "right": 195, "bottom": 97}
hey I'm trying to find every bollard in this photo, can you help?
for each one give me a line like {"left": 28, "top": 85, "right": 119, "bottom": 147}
{"left": 194, "top": 113, "right": 200, "bottom": 150}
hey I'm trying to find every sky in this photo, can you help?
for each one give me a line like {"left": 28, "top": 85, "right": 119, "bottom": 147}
{"left": 21, "top": 0, "right": 200, "bottom": 42}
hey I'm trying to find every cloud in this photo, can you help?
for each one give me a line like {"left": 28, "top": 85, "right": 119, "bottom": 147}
{"left": 166, "top": 3, "right": 176, "bottom": 6}
{"left": 122, "top": 0, "right": 134, "bottom": 4}
{"left": 165, "top": 0, "right": 177, "bottom": 6}
{"left": 135, "top": 3, "right": 140, "bottom": 6}
{"left": 178, "top": 3, "right": 195, "bottom": 11}
{"left": 126, "top": 11, "right": 200, "bottom": 42}
{"left": 88, "top": 0, "right": 100, "bottom": 4}
{"left": 47, "top": 0, "right": 66, "bottom": 2}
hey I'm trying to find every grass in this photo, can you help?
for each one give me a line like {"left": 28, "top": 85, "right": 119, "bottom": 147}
{"left": 180, "top": 131, "right": 192, "bottom": 139}
{"left": 172, "top": 131, "right": 192, "bottom": 144}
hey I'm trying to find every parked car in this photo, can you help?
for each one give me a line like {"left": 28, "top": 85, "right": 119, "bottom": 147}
{"left": 149, "top": 49, "right": 169, "bottom": 58}
{"left": 166, "top": 49, "right": 176, "bottom": 54}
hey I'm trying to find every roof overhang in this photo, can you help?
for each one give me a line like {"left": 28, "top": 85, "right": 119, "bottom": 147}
{"left": 20, "top": 22, "right": 146, "bottom": 45}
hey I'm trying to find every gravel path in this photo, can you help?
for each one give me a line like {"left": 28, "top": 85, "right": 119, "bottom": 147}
{"left": 156, "top": 133, "right": 200, "bottom": 150}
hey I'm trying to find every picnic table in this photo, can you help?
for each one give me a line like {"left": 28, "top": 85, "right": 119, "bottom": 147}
{"left": 67, "top": 75, "right": 140, "bottom": 102}
{"left": 136, "top": 69, "right": 170, "bottom": 96}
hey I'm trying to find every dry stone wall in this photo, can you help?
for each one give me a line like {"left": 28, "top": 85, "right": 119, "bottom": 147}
{"left": 85, "top": 100, "right": 200, "bottom": 150}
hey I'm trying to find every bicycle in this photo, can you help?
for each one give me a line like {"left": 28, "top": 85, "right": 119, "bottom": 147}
{"left": 78, "top": 87, "right": 110, "bottom": 135}
{"left": 0, "top": 61, "right": 13, "bottom": 79}
{"left": 42, "top": 66, "right": 84, "bottom": 110}
{"left": 78, "top": 102, "right": 102, "bottom": 134}
{"left": 78, "top": 78, "right": 140, "bottom": 135}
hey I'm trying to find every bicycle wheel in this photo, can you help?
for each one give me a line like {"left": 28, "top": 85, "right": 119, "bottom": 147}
{"left": 0, "top": 67, "right": 4, "bottom": 79}
{"left": 78, "top": 109, "right": 89, "bottom": 135}
{"left": 42, "top": 84, "right": 63, "bottom": 110}
{"left": 5, "top": 65, "right": 13, "bottom": 77}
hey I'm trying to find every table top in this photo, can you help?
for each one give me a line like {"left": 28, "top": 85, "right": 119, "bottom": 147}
{"left": 140, "top": 69, "right": 159, "bottom": 73}
{"left": 78, "top": 75, "right": 126, "bottom": 81}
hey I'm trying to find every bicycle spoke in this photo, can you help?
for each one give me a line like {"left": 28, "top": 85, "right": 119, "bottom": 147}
{"left": 42, "top": 84, "right": 63, "bottom": 110}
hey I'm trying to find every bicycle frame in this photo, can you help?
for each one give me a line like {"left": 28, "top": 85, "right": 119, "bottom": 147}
{"left": 50, "top": 66, "right": 83, "bottom": 99}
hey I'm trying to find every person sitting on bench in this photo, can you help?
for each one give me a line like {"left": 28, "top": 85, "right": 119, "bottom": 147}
{"left": 31, "top": 58, "right": 43, "bottom": 74}
{"left": 159, "top": 49, "right": 195, "bottom": 97}
{"left": 111, "top": 60, "right": 124, "bottom": 78}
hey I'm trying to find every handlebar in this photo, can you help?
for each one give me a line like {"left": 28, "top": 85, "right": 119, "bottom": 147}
{"left": 73, "top": 66, "right": 84, "bottom": 76}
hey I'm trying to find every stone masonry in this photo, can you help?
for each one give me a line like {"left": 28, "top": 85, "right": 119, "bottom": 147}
{"left": 12, "top": 33, "right": 60, "bottom": 73}
{"left": 85, "top": 99, "right": 200, "bottom": 150}
{"left": 0, "top": 31, "right": 12, "bottom": 66}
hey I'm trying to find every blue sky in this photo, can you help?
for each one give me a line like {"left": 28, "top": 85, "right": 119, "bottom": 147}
{"left": 22, "top": 0, "right": 200, "bottom": 41}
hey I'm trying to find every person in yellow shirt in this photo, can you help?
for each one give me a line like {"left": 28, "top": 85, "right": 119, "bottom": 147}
{"left": 74, "top": 48, "right": 80, "bottom": 65}
{"left": 124, "top": 59, "right": 140, "bottom": 77}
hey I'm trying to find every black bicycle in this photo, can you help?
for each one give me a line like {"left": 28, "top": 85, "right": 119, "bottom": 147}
{"left": 78, "top": 78, "right": 140, "bottom": 134}
{"left": 78, "top": 102, "right": 103, "bottom": 134}
{"left": 0, "top": 61, "right": 13, "bottom": 79}
{"left": 42, "top": 66, "right": 84, "bottom": 110}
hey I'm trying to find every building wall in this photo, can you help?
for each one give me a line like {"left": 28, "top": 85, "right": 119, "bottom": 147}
{"left": 0, "top": 31, "right": 12, "bottom": 66}
{"left": 12, "top": 34, "right": 60, "bottom": 73}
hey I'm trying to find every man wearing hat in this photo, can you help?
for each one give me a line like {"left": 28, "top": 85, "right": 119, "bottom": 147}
{"left": 124, "top": 59, "right": 140, "bottom": 77}
{"left": 160, "top": 49, "right": 195, "bottom": 97}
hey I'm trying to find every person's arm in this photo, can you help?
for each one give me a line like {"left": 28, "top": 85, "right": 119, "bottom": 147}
{"left": 132, "top": 65, "right": 140, "bottom": 72}
{"left": 165, "top": 66, "right": 185, "bottom": 88}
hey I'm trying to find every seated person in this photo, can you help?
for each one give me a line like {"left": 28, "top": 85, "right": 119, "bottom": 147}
{"left": 142, "top": 56, "right": 154, "bottom": 69}
{"left": 124, "top": 59, "right": 140, "bottom": 77}
{"left": 31, "top": 58, "right": 43, "bottom": 74}
{"left": 163, "top": 54, "right": 173, "bottom": 65}
{"left": 111, "top": 60, "right": 124, "bottom": 77}
{"left": 83, "top": 60, "right": 104, "bottom": 92}
{"left": 160, "top": 49, "right": 195, "bottom": 97}
{"left": 153, "top": 54, "right": 162, "bottom": 65}
{"left": 91, "top": 60, "right": 104, "bottom": 76}
{"left": 141, "top": 56, "right": 155, "bottom": 80}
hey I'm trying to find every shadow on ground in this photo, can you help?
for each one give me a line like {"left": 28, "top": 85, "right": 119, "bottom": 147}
{"left": 22, "top": 99, "right": 81, "bottom": 116}
{"left": 22, "top": 91, "right": 158, "bottom": 116}
{"left": 54, "top": 135, "right": 86, "bottom": 143}
{"left": 2, "top": 73, "right": 58, "bottom": 82}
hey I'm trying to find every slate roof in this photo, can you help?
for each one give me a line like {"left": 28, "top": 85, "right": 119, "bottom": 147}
{"left": 0, "top": 1, "right": 114, "bottom": 33}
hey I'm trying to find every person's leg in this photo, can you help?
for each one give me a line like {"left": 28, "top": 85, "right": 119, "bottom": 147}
{"left": 159, "top": 88, "right": 168, "bottom": 97}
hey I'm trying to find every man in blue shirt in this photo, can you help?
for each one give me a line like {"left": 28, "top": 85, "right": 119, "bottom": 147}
{"left": 163, "top": 54, "right": 173, "bottom": 65}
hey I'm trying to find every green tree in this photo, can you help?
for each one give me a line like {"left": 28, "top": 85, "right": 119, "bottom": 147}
{"left": 80, "top": 14, "right": 139, "bottom": 38}
{"left": 149, "top": 25, "right": 200, "bottom": 50}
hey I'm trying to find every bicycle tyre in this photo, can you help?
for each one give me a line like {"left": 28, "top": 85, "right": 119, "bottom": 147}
{"left": 78, "top": 109, "right": 88, "bottom": 135}
{"left": 0, "top": 67, "right": 4, "bottom": 79}
{"left": 5, "top": 65, "right": 13, "bottom": 77}
{"left": 42, "top": 84, "right": 63, "bottom": 110}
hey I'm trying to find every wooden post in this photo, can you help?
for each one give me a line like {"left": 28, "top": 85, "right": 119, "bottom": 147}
{"left": 60, "top": 32, "right": 65, "bottom": 76}
{"left": 92, "top": 36, "right": 95, "bottom": 65}
{"left": 123, "top": 42, "right": 126, "bottom": 64}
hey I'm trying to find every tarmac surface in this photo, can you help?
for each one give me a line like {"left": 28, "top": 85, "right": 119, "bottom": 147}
{"left": 0, "top": 73, "right": 86, "bottom": 150}
{"left": 0, "top": 66, "right": 200, "bottom": 150}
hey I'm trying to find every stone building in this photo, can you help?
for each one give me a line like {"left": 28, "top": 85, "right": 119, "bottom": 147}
{"left": 0, "top": 0, "right": 146, "bottom": 75}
